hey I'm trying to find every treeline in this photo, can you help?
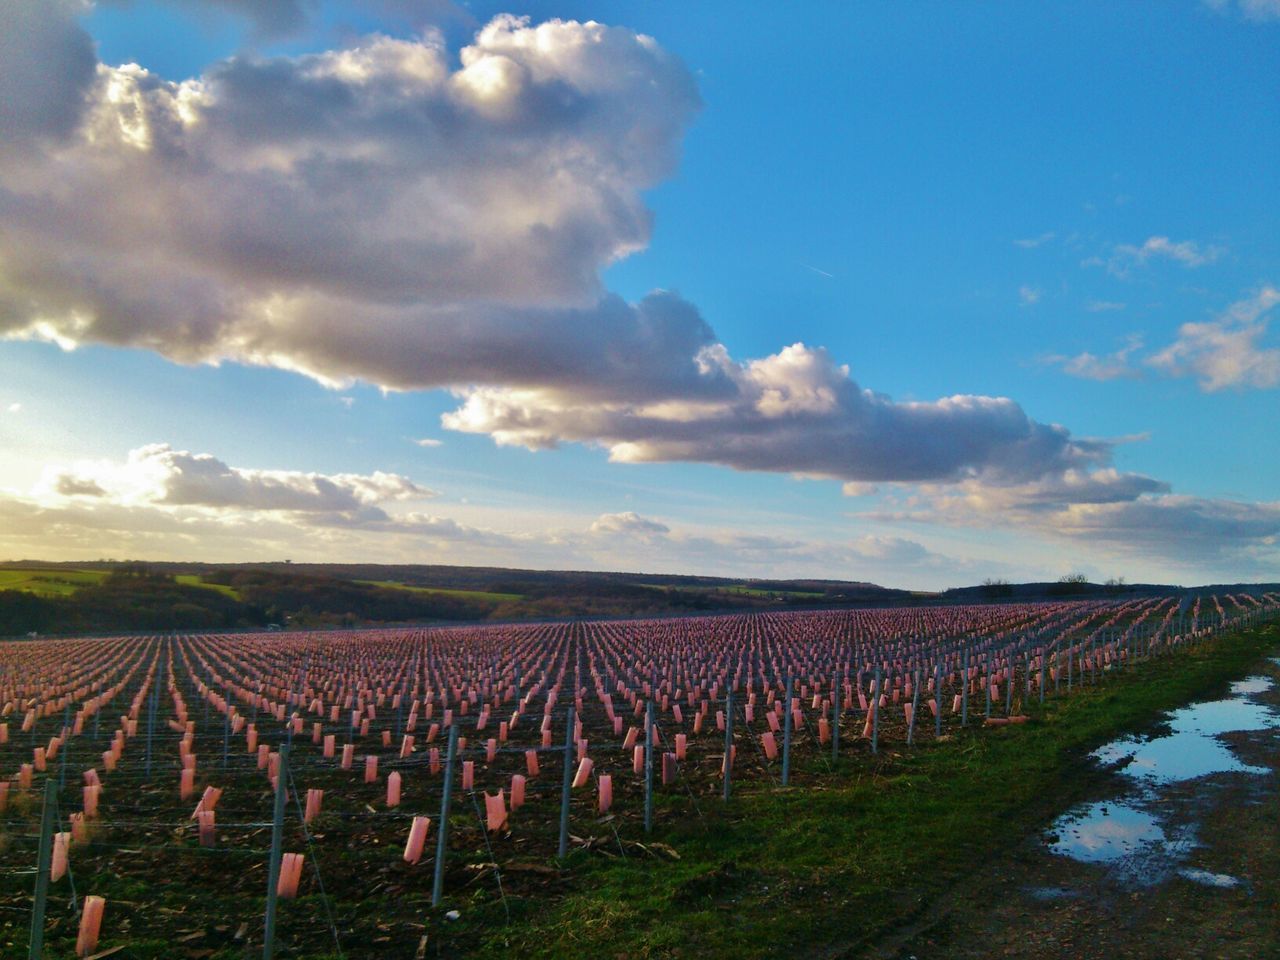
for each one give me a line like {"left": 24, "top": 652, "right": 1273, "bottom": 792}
{"left": 0, "top": 563, "right": 905, "bottom": 638}
{"left": 485, "top": 578, "right": 734, "bottom": 622}
{"left": 58, "top": 561, "right": 910, "bottom": 603}
{"left": 0, "top": 566, "right": 257, "bottom": 635}
{"left": 0, "top": 566, "right": 496, "bottom": 637}
{"left": 202, "top": 569, "right": 493, "bottom": 624}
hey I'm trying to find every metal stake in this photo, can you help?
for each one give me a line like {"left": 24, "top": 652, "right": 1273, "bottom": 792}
{"left": 27, "top": 778, "right": 57, "bottom": 960}
{"left": 722, "top": 690, "right": 733, "bottom": 801}
{"left": 263, "top": 744, "right": 289, "bottom": 960}
{"left": 831, "top": 671, "right": 841, "bottom": 761}
{"left": 781, "top": 675, "right": 794, "bottom": 786}
{"left": 871, "top": 666, "right": 881, "bottom": 753}
{"left": 558, "top": 706, "right": 575, "bottom": 858}
{"left": 431, "top": 725, "right": 458, "bottom": 907}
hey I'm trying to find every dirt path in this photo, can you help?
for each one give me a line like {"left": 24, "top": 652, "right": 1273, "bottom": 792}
{"left": 868, "top": 656, "right": 1280, "bottom": 960}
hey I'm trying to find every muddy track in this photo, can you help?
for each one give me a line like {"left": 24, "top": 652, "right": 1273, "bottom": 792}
{"left": 852, "top": 651, "right": 1280, "bottom": 960}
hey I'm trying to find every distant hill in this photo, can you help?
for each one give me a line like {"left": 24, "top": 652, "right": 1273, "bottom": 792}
{"left": 941, "top": 580, "right": 1280, "bottom": 601}
{"left": 2, "top": 559, "right": 1276, "bottom": 638}
{"left": 0, "top": 560, "right": 918, "bottom": 637}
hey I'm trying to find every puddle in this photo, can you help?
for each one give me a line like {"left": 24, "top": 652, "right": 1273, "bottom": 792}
{"left": 1095, "top": 728, "right": 1269, "bottom": 781}
{"left": 1177, "top": 867, "right": 1242, "bottom": 888}
{"left": 1230, "top": 675, "right": 1273, "bottom": 695}
{"left": 1022, "top": 885, "right": 1080, "bottom": 901}
{"left": 1047, "top": 668, "right": 1279, "bottom": 882}
{"left": 1091, "top": 678, "right": 1278, "bottom": 782}
{"left": 1050, "top": 802, "right": 1169, "bottom": 862}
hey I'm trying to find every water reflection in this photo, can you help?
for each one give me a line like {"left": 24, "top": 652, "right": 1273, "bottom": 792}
{"left": 1047, "top": 671, "right": 1278, "bottom": 881}
{"left": 1092, "top": 677, "right": 1276, "bottom": 782}
{"left": 1050, "top": 802, "right": 1166, "bottom": 862}
{"left": 1177, "top": 867, "right": 1242, "bottom": 888}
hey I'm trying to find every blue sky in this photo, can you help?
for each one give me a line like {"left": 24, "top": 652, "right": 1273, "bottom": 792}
{"left": 0, "top": 0, "right": 1277, "bottom": 587}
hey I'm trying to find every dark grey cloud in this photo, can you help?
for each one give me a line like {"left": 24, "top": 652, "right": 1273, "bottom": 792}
{"left": 175, "top": 0, "right": 316, "bottom": 36}
{"left": 1052, "top": 496, "right": 1280, "bottom": 560}
{"left": 55, "top": 475, "right": 107, "bottom": 498}
{"left": 0, "top": 1, "right": 97, "bottom": 150}
{"left": 444, "top": 343, "right": 1112, "bottom": 486}
{"left": 865, "top": 476, "right": 1279, "bottom": 566}
{"left": 101, "top": 0, "right": 318, "bottom": 38}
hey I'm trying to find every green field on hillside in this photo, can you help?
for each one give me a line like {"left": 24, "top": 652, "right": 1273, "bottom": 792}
{"left": 0, "top": 568, "right": 243, "bottom": 601}
{"left": 358, "top": 580, "right": 524, "bottom": 603}
{"left": 174, "top": 575, "right": 242, "bottom": 599}
{"left": 636, "top": 581, "right": 828, "bottom": 599}
{"left": 0, "top": 568, "right": 109, "bottom": 597}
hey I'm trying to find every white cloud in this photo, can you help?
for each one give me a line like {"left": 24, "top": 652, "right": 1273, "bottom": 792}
{"left": 0, "top": 492, "right": 520, "bottom": 563}
{"left": 1109, "top": 235, "right": 1224, "bottom": 275}
{"left": 414, "top": 437, "right": 443, "bottom": 448}
{"left": 0, "top": 443, "right": 953, "bottom": 582}
{"left": 580, "top": 511, "right": 946, "bottom": 578}
{"left": 0, "top": 11, "right": 702, "bottom": 395}
{"left": 36, "top": 443, "right": 436, "bottom": 522}
{"left": 589, "top": 511, "right": 670, "bottom": 538}
{"left": 3, "top": 442, "right": 526, "bottom": 561}
{"left": 1204, "top": 0, "right": 1280, "bottom": 21}
{"left": 5, "top": 402, "right": 21, "bottom": 413}
{"left": 1146, "top": 286, "right": 1280, "bottom": 391}
{"left": 1048, "top": 288, "right": 1280, "bottom": 392}
{"left": 1019, "top": 285, "right": 1042, "bottom": 307}
{"left": 1046, "top": 335, "right": 1144, "bottom": 382}
{"left": 1013, "top": 232, "right": 1055, "bottom": 249}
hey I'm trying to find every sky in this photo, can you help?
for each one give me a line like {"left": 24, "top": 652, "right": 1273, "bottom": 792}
{"left": 0, "top": 0, "right": 1277, "bottom": 590}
